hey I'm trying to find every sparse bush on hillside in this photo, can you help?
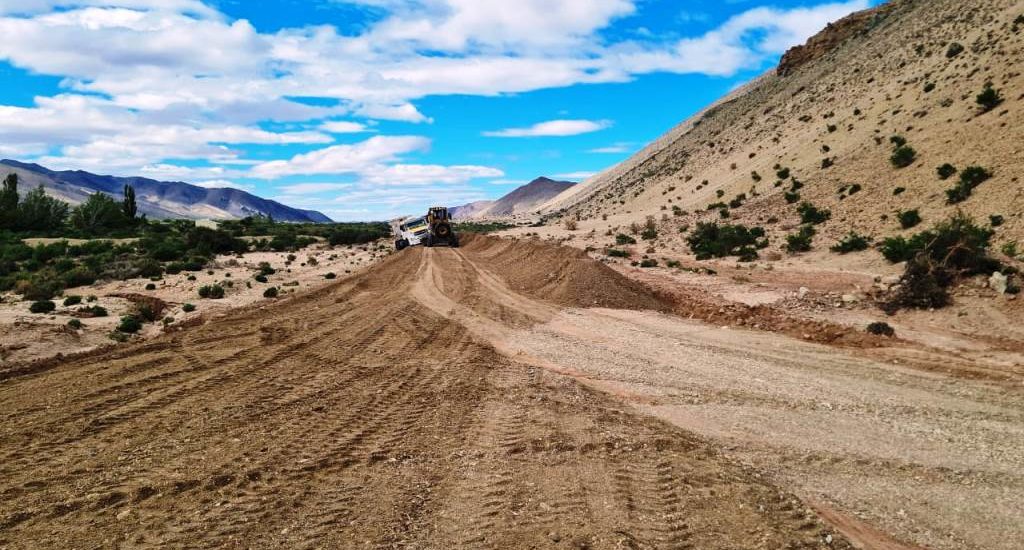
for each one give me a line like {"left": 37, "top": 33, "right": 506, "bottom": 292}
{"left": 990, "top": 215, "right": 1004, "bottom": 227}
{"left": 893, "top": 187, "right": 906, "bottom": 196}
{"left": 564, "top": 219, "right": 578, "bottom": 231}
{"left": 945, "top": 42, "right": 964, "bottom": 58}
{"left": 945, "top": 166, "right": 992, "bottom": 204}
{"left": 797, "top": 202, "right": 831, "bottom": 225}
{"left": 890, "top": 135, "right": 907, "bottom": 148}
{"left": 687, "top": 222, "right": 766, "bottom": 262}
{"left": 897, "top": 209, "right": 922, "bottom": 229}
{"left": 640, "top": 218, "right": 658, "bottom": 241}
{"left": 117, "top": 315, "right": 143, "bottom": 334}
{"left": 821, "top": 158, "right": 834, "bottom": 169}
{"left": 198, "top": 284, "right": 225, "bottom": 299}
{"left": 891, "top": 145, "right": 917, "bottom": 168}
{"left": 63, "top": 295, "right": 82, "bottom": 307}
{"left": 923, "top": 82, "right": 935, "bottom": 93}
{"left": 784, "top": 191, "right": 801, "bottom": 204}
{"left": 182, "top": 303, "right": 196, "bottom": 313}
{"left": 263, "top": 287, "right": 279, "bottom": 299}
{"left": 615, "top": 233, "right": 637, "bottom": 245}
{"left": 751, "top": 171, "right": 762, "bottom": 182}
{"left": 639, "top": 259, "right": 658, "bottom": 268}
{"left": 976, "top": 83, "right": 1004, "bottom": 113}
{"left": 867, "top": 322, "right": 896, "bottom": 337}
{"left": 937, "top": 164, "right": 957, "bottom": 180}
{"left": 29, "top": 300, "right": 56, "bottom": 314}
{"left": 786, "top": 226, "right": 816, "bottom": 253}
{"left": 830, "top": 232, "right": 871, "bottom": 254}
{"left": 776, "top": 168, "right": 791, "bottom": 180}
{"left": 606, "top": 248, "right": 630, "bottom": 258}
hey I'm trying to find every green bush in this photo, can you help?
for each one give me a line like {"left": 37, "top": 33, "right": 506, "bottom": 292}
{"left": 891, "top": 145, "right": 917, "bottom": 168}
{"left": 945, "top": 42, "right": 964, "bottom": 58}
{"left": 897, "top": 209, "right": 922, "bottom": 229}
{"left": 198, "top": 285, "right": 225, "bottom": 299}
{"left": 606, "top": 248, "right": 630, "bottom": 258}
{"left": 254, "top": 274, "right": 268, "bottom": 283}
{"left": 784, "top": 191, "right": 800, "bottom": 204}
{"left": 990, "top": 215, "right": 1004, "bottom": 227}
{"left": 776, "top": 168, "right": 791, "bottom": 180}
{"left": 615, "top": 233, "right": 637, "bottom": 245}
{"left": 145, "top": 283, "right": 156, "bottom": 291}
{"left": 976, "top": 83, "right": 1004, "bottom": 112}
{"left": 639, "top": 259, "right": 658, "bottom": 268}
{"left": 182, "top": 303, "right": 196, "bottom": 313}
{"left": 116, "top": 315, "right": 143, "bottom": 334}
{"left": 946, "top": 166, "right": 992, "bottom": 204}
{"left": 830, "top": 232, "right": 871, "bottom": 254}
{"left": 29, "top": 300, "right": 56, "bottom": 314}
{"left": 687, "top": 222, "right": 765, "bottom": 261}
{"left": 63, "top": 295, "right": 83, "bottom": 307}
{"left": 866, "top": 322, "right": 895, "bottom": 337}
{"left": 641, "top": 227, "right": 658, "bottom": 241}
{"left": 263, "top": 287, "right": 279, "bottom": 299}
{"left": 324, "top": 272, "right": 337, "bottom": 280}
{"left": 937, "top": 163, "right": 957, "bottom": 180}
{"left": 786, "top": 226, "right": 816, "bottom": 253}
{"left": 81, "top": 305, "right": 108, "bottom": 317}
{"left": 797, "top": 202, "right": 831, "bottom": 225}
{"left": 67, "top": 318, "right": 83, "bottom": 330}
{"left": 890, "top": 135, "right": 907, "bottom": 148}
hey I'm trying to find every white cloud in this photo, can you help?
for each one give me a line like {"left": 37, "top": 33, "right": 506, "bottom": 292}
{"left": 589, "top": 142, "right": 633, "bottom": 154}
{"left": 194, "top": 179, "right": 254, "bottom": 191}
{"left": 554, "top": 171, "right": 598, "bottom": 181}
{"left": 320, "top": 121, "right": 372, "bottom": 134}
{"left": 276, "top": 182, "right": 353, "bottom": 195}
{"left": 251, "top": 135, "right": 430, "bottom": 178}
{"left": 484, "top": 119, "right": 612, "bottom": 138}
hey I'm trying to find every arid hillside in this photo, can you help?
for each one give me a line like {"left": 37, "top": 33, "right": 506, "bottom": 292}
{"left": 543, "top": 0, "right": 1023, "bottom": 253}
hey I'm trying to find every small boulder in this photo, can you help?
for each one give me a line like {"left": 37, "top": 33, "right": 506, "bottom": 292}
{"left": 989, "top": 272, "right": 1009, "bottom": 294}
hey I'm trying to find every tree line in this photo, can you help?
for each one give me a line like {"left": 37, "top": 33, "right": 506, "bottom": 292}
{"left": 0, "top": 173, "right": 140, "bottom": 235}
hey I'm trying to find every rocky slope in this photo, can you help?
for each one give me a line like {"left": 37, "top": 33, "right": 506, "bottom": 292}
{"left": 0, "top": 160, "right": 331, "bottom": 223}
{"left": 542, "top": 0, "right": 1024, "bottom": 254}
{"left": 453, "top": 177, "right": 574, "bottom": 219}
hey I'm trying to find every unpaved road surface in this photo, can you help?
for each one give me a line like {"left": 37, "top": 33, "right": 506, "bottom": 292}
{"left": 1, "top": 235, "right": 1020, "bottom": 549}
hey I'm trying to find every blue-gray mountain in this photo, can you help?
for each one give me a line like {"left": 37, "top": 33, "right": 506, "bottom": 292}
{"left": 0, "top": 160, "right": 331, "bottom": 223}
{"left": 451, "top": 177, "right": 575, "bottom": 219}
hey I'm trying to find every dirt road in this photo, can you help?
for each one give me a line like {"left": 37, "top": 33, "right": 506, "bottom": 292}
{"left": 1, "top": 235, "right": 1020, "bottom": 549}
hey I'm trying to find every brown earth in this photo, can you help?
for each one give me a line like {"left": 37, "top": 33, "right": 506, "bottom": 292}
{"left": 2, "top": 235, "right": 1020, "bottom": 550}
{"left": 0, "top": 235, "right": 853, "bottom": 550}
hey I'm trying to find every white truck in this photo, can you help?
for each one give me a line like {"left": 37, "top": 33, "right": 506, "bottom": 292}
{"left": 393, "top": 216, "right": 430, "bottom": 250}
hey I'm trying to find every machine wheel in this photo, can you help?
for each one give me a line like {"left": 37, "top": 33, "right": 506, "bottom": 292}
{"left": 395, "top": 239, "right": 408, "bottom": 251}
{"left": 423, "top": 235, "right": 433, "bottom": 247}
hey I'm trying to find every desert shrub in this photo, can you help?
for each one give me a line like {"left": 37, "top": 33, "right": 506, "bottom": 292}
{"left": 890, "top": 145, "right": 917, "bottom": 168}
{"left": 866, "top": 322, "right": 895, "bottom": 337}
{"left": 776, "top": 168, "right": 791, "bottom": 180}
{"left": 606, "top": 248, "right": 630, "bottom": 258}
{"left": 198, "top": 285, "right": 225, "bottom": 299}
{"left": 641, "top": 227, "right": 658, "bottom": 240}
{"left": 136, "top": 303, "right": 158, "bottom": 322}
{"left": 63, "top": 295, "right": 83, "bottom": 307}
{"left": 80, "top": 305, "right": 108, "bottom": 317}
{"left": 615, "top": 233, "right": 637, "bottom": 245}
{"left": 19, "top": 276, "right": 61, "bottom": 301}
{"left": 182, "top": 303, "right": 196, "bottom": 313}
{"left": 116, "top": 315, "right": 143, "bottom": 334}
{"left": 827, "top": 124, "right": 837, "bottom": 133}
{"left": 666, "top": 260, "right": 682, "bottom": 268}
{"left": 145, "top": 283, "right": 156, "bottom": 291}
{"left": 821, "top": 158, "right": 834, "bottom": 169}
{"left": 263, "top": 287, "right": 279, "bottom": 299}
{"left": 751, "top": 171, "right": 762, "bottom": 182}
{"left": 890, "top": 135, "right": 907, "bottom": 148}
{"left": 831, "top": 232, "right": 871, "bottom": 254}
{"left": 937, "top": 163, "right": 957, "bottom": 180}
{"left": 945, "top": 42, "right": 964, "bottom": 58}
{"left": 639, "top": 259, "right": 658, "bottom": 268}
{"left": 29, "top": 300, "right": 56, "bottom": 314}
{"left": 893, "top": 187, "right": 906, "bottom": 196}
{"left": 990, "top": 215, "right": 1004, "bottom": 227}
{"left": 564, "top": 219, "right": 578, "bottom": 231}
{"left": 67, "top": 318, "right": 83, "bottom": 330}
{"left": 976, "top": 83, "right": 1004, "bottom": 112}
{"left": 716, "top": 189, "right": 725, "bottom": 198}
{"left": 946, "top": 166, "right": 992, "bottom": 204}
{"left": 786, "top": 226, "right": 816, "bottom": 253}
{"left": 258, "top": 262, "right": 276, "bottom": 275}
{"left": 324, "top": 272, "right": 337, "bottom": 280}
{"left": 687, "top": 222, "right": 765, "bottom": 261}
{"left": 797, "top": 202, "right": 831, "bottom": 225}
{"left": 254, "top": 274, "right": 268, "bottom": 283}
{"left": 897, "top": 209, "right": 922, "bottom": 229}
{"left": 784, "top": 191, "right": 800, "bottom": 204}
{"left": 923, "top": 82, "right": 935, "bottom": 93}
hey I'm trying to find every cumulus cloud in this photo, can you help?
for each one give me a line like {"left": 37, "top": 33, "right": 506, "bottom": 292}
{"left": 320, "top": 121, "right": 373, "bottom": 134}
{"left": 250, "top": 135, "right": 430, "bottom": 178}
{"left": 484, "top": 119, "right": 612, "bottom": 138}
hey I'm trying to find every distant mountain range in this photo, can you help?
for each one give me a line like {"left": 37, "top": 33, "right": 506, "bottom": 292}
{"left": 451, "top": 177, "right": 575, "bottom": 220}
{"left": 0, "top": 160, "right": 331, "bottom": 223}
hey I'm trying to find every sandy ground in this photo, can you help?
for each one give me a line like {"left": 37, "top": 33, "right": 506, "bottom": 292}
{"left": 0, "top": 241, "right": 386, "bottom": 365}
{"left": 0, "top": 236, "right": 854, "bottom": 550}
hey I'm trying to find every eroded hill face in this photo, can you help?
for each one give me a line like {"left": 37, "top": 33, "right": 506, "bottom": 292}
{"left": 550, "top": 0, "right": 1023, "bottom": 251}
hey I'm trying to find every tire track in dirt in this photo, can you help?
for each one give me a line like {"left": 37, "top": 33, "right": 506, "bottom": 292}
{"left": 0, "top": 241, "right": 853, "bottom": 549}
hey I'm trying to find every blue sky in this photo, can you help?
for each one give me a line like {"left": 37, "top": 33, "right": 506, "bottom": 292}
{"left": 0, "top": 0, "right": 874, "bottom": 221}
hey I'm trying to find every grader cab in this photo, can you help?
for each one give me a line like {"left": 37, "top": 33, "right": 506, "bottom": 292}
{"left": 423, "top": 206, "right": 459, "bottom": 248}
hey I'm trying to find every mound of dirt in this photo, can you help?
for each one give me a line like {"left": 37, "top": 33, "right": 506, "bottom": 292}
{"left": 461, "top": 234, "right": 669, "bottom": 312}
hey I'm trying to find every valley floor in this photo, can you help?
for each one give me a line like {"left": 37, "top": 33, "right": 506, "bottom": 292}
{"left": 1, "top": 234, "right": 1020, "bottom": 549}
